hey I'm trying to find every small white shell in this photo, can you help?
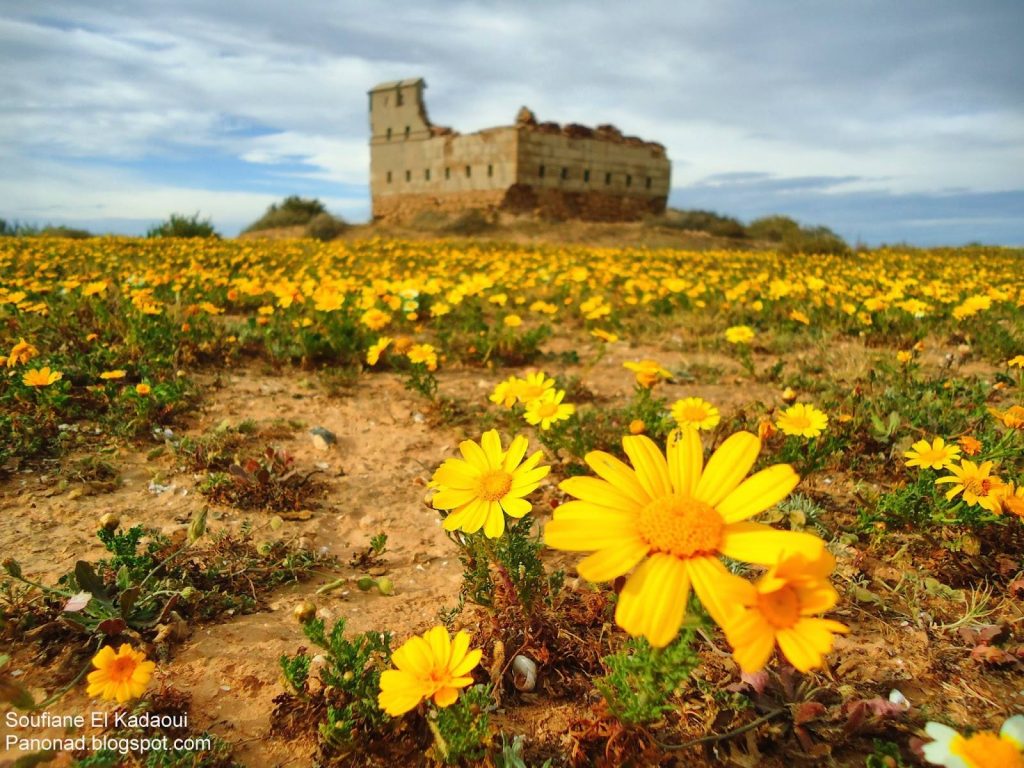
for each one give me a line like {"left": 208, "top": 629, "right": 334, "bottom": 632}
{"left": 511, "top": 655, "right": 537, "bottom": 691}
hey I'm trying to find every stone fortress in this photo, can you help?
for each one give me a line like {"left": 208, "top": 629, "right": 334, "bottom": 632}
{"left": 368, "top": 78, "right": 671, "bottom": 222}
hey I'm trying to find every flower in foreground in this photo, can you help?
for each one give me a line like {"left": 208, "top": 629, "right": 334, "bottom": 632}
{"left": 22, "top": 367, "right": 62, "bottom": 388}
{"left": 431, "top": 429, "right": 550, "bottom": 538}
{"left": 671, "top": 397, "right": 720, "bottom": 431}
{"left": 86, "top": 644, "right": 156, "bottom": 703}
{"left": 524, "top": 389, "right": 575, "bottom": 430}
{"left": 935, "top": 460, "right": 1004, "bottom": 513}
{"left": 721, "top": 550, "right": 848, "bottom": 673}
{"left": 775, "top": 403, "right": 829, "bottom": 438}
{"left": 1009, "top": 355, "right": 1024, "bottom": 369}
{"left": 923, "top": 714, "right": 1023, "bottom": 768}
{"left": 544, "top": 428, "right": 824, "bottom": 647}
{"left": 623, "top": 359, "right": 671, "bottom": 388}
{"left": 378, "top": 626, "right": 482, "bottom": 716}
{"left": 904, "top": 437, "right": 961, "bottom": 471}
{"left": 725, "top": 325, "right": 755, "bottom": 345}
{"left": 135, "top": 382, "right": 151, "bottom": 396}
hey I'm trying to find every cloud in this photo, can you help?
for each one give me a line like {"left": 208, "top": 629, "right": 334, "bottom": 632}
{"left": 1, "top": 1, "right": 1022, "bottom": 243}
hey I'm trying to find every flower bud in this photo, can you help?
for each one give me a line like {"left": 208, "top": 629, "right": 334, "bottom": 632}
{"left": 293, "top": 600, "right": 316, "bottom": 623}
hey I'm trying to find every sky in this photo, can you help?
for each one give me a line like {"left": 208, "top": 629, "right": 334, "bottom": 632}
{"left": 2, "top": 1, "right": 1023, "bottom": 245}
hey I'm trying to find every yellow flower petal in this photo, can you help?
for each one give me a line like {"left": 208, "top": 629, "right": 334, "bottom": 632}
{"left": 559, "top": 476, "right": 643, "bottom": 513}
{"left": 687, "top": 556, "right": 751, "bottom": 628}
{"left": 667, "top": 427, "right": 703, "bottom": 497}
{"left": 575, "top": 539, "right": 650, "bottom": 582}
{"left": 584, "top": 450, "right": 650, "bottom": 503}
{"left": 622, "top": 435, "right": 672, "bottom": 500}
{"left": 719, "top": 522, "right": 824, "bottom": 565}
{"left": 695, "top": 431, "right": 761, "bottom": 506}
{"left": 716, "top": 464, "right": 800, "bottom": 523}
{"left": 615, "top": 553, "right": 690, "bottom": 647}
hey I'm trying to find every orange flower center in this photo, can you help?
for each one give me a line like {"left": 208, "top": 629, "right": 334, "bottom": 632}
{"left": 637, "top": 495, "right": 723, "bottom": 558}
{"left": 785, "top": 414, "right": 811, "bottom": 430}
{"left": 537, "top": 401, "right": 559, "bottom": 418}
{"left": 478, "top": 469, "right": 513, "bottom": 501}
{"left": 519, "top": 384, "right": 547, "bottom": 400}
{"left": 963, "top": 476, "right": 994, "bottom": 497}
{"left": 951, "top": 732, "right": 1023, "bottom": 768}
{"left": 678, "top": 406, "right": 708, "bottom": 422}
{"left": 108, "top": 656, "right": 139, "bottom": 683}
{"left": 757, "top": 585, "right": 801, "bottom": 628}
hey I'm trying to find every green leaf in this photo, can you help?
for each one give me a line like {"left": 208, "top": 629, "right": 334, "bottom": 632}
{"left": 74, "top": 560, "right": 107, "bottom": 598}
{"left": 0, "top": 674, "right": 37, "bottom": 710}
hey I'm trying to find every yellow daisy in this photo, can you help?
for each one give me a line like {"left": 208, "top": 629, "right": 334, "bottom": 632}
{"left": 904, "top": 437, "right": 961, "bottom": 470}
{"left": 775, "top": 403, "right": 829, "bottom": 438}
{"left": 377, "top": 626, "right": 481, "bottom": 716}
{"left": 524, "top": 389, "right": 575, "bottom": 430}
{"left": 722, "top": 550, "right": 848, "bottom": 673}
{"left": 670, "top": 397, "right": 720, "bottom": 431}
{"left": 623, "top": 359, "right": 671, "bottom": 388}
{"left": 544, "top": 428, "right": 824, "bottom": 647}
{"left": 514, "top": 371, "right": 555, "bottom": 403}
{"left": 935, "top": 460, "right": 1004, "bottom": 513}
{"left": 725, "top": 325, "right": 755, "bottom": 345}
{"left": 86, "top": 644, "right": 156, "bottom": 703}
{"left": 431, "top": 430, "right": 550, "bottom": 538}
{"left": 366, "top": 336, "right": 392, "bottom": 366}
{"left": 923, "top": 714, "right": 1024, "bottom": 768}
{"left": 22, "top": 367, "right": 62, "bottom": 387}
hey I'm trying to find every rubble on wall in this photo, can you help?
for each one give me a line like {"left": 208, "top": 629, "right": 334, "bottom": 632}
{"left": 515, "top": 107, "right": 537, "bottom": 126}
{"left": 510, "top": 109, "right": 665, "bottom": 154}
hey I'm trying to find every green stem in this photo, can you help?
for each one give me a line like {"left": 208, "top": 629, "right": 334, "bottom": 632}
{"left": 655, "top": 707, "right": 786, "bottom": 751}
{"left": 427, "top": 715, "right": 449, "bottom": 762}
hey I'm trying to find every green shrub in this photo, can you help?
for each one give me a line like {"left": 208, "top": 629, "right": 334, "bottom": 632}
{"left": 147, "top": 213, "right": 219, "bottom": 238}
{"left": 782, "top": 225, "right": 850, "bottom": 255}
{"left": 304, "top": 211, "right": 348, "bottom": 241}
{"left": 660, "top": 209, "right": 747, "bottom": 238}
{"left": 747, "top": 214, "right": 801, "bottom": 242}
{"left": 38, "top": 225, "right": 93, "bottom": 239}
{"left": 245, "top": 196, "right": 328, "bottom": 232}
{"left": 442, "top": 209, "right": 495, "bottom": 236}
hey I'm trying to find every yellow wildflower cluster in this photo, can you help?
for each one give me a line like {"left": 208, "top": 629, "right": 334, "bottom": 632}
{"left": 489, "top": 371, "right": 575, "bottom": 431}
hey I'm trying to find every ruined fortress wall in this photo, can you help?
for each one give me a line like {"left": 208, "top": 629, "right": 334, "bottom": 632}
{"left": 370, "top": 128, "right": 518, "bottom": 220}
{"left": 367, "top": 78, "right": 672, "bottom": 222}
{"left": 509, "top": 131, "right": 670, "bottom": 220}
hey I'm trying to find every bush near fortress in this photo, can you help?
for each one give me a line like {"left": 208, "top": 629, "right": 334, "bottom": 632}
{"left": 244, "top": 196, "right": 348, "bottom": 241}
{"left": 656, "top": 209, "right": 850, "bottom": 255}
{"left": 146, "top": 212, "right": 220, "bottom": 239}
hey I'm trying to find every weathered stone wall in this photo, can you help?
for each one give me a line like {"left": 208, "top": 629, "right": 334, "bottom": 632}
{"left": 367, "top": 79, "right": 671, "bottom": 223}
{"left": 516, "top": 131, "right": 669, "bottom": 198}
{"left": 370, "top": 128, "right": 519, "bottom": 219}
{"left": 502, "top": 185, "right": 666, "bottom": 221}
{"left": 371, "top": 189, "right": 510, "bottom": 221}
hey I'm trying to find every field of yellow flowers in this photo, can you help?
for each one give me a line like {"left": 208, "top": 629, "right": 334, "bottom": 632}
{"left": 2, "top": 236, "right": 1023, "bottom": 767}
